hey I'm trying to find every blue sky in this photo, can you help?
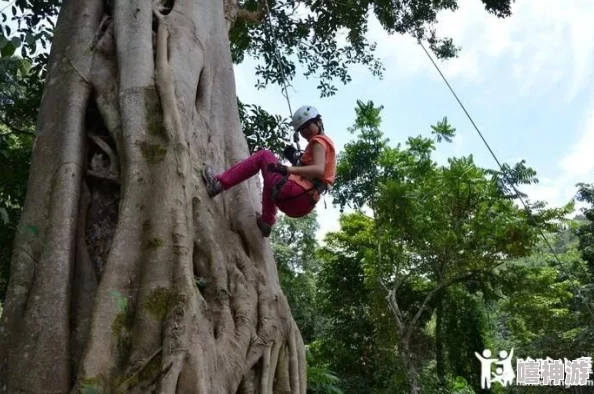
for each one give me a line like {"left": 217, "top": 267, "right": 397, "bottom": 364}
{"left": 235, "top": 0, "right": 594, "bottom": 240}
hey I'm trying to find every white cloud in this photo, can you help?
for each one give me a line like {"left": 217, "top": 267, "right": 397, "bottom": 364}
{"left": 519, "top": 97, "right": 594, "bottom": 214}
{"left": 559, "top": 108, "right": 594, "bottom": 179}
{"left": 366, "top": 0, "right": 594, "bottom": 101}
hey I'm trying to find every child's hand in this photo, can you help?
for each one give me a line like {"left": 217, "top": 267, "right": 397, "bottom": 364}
{"left": 267, "top": 163, "right": 288, "bottom": 176}
{"left": 283, "top": 145, "right": 299, "bottom": 165}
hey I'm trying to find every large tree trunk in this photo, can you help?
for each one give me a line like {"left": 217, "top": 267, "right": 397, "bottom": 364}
{"left": 0, "top": 0, "right": 307, "bottom": 393}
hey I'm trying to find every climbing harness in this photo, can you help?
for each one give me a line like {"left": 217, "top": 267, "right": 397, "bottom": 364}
{"left": 271, "top": 174, "right": 329, "bottom": 202}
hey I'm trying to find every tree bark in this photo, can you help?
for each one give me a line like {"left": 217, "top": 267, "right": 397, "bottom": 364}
{"left": 386, "top": 272, "right": 480, "bottom": 394}
{"left": 400, "top": 339, "right": 420, "bottom": 394}
{"left": 386, "top": 288, "right": 420, "bottom": 394}
{"left": 0, "top": 0, "right": 306, "bottom": 393}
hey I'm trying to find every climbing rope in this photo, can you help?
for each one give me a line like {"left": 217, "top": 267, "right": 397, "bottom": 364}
{"left": 0, "top": 0, "right": 16, "bottom": 14}
{"left": 262, "top": 0, "right": 301, "bottom": 152}
{"left": 418, "top": 39, "right": 594, "bottom": 319}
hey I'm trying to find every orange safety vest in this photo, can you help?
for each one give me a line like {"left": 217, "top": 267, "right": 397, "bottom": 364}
{"left": 288, "top": 134, "right": 336, "bottom": 201}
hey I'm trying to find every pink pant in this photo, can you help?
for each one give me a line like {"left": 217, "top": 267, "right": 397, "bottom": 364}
{"left": 216, "top": 149, "right": 314, "bottom": 226}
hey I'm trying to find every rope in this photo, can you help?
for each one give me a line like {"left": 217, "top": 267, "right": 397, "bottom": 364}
{"left": 0, "top": 0, "right": 17, "bottom": 14}
{"left": 262, "top": 0, "right": 301, "bottom": 150}
{"left": 418, "top": 39, "right": 594, "bottom": 319}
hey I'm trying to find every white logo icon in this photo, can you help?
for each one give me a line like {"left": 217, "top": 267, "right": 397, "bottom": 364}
{"left": 475, "top": 348, "right": 515, "bottom": 389}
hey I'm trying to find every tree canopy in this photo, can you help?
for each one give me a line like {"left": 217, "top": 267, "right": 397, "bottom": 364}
{"left": 0, "top": 0, "right": 515, "bottom": 154}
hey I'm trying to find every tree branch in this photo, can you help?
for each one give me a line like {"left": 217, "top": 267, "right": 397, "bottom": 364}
{"left": 0, "top": 116, "right": 34, "bottom": 137}
{"left": 387, "top": 289, "right": 405, "bottom": 334}
{"left": 380, "top": 279, "right": 404, "bottom": 334}
{"left": 237, "top": 0, "right": 267, "bottom": 23}
{"left": 403, "top": 269, "right": 481, "bottom": 345}
{"left": 237, "top": 8, "right": 266, "bottom": 23}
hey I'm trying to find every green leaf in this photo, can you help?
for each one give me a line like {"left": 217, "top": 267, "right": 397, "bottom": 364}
{"left": 17, "top": 58, "right": 31, "bottom": 74}
{"left": 25, "top": 32, "right": 35, "bottom": 46}
{"left": 117, "top": 297, "right": 127, "bottom": 312}
{"left": 453, "top": 376, "right": 467, "bottom": 389}
{"left": 1, "top": 41, "right": 15, "bottom": 57}
{"left": 109, "top": 290, "right": 128, "bottom": 312}
{"left": 11, "top": 37, "right": 21, "bottom": 48}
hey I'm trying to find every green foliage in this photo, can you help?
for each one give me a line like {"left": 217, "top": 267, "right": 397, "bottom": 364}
{"left": 575, "top": 183, "right": 594, "bottom": 275}
{"left": 332, "top": 100, "right": 388, "bottom": 211}
{"left": 230, "top": 0, "right": 514, "bottom": 152}
{"left": 0, "top": 51, "right": 38, "bottom": 300}
{"left": 238, "top": 99, "right": 291, "bottom": 156}
{"left": 442, "top": 286, "right": 490, "bottom": 389}
{"left": 231, "top": 0, "right": 514, "bottom": 97}
{"left": 315, "top": 213, "right": 405, "bottom": 393}
{"left": 271, "top": 213, "right": 321, "bottom": 343}
{"left": 480, "top": 225, "right": 594, "bottom": 394}
{"left": 306, "top": 342, "right": 344, "bottom": 394}
{"left": 317, "top": 100, "right": 574, "bottom": 393}
{"left": 332, "top": 101, "right": 563, "bottom": 284}
{"left": 431, "top": 116, "right": 456, "bottom": 143}
{"left": 0, "top": 127, "right": 33, "bottom": 300}
{"left": 450, "top": 376, "right": 477, "bottom": 394}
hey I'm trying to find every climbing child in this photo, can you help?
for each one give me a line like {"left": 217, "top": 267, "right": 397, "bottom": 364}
{"left": 202, "top": 105, "right": 336, "bottom": 237}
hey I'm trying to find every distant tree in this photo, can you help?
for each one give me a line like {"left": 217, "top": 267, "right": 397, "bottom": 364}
{"left": 270, "top": 213, "right": 322, "bottom": 344}
{"left": 328, "top": 100, "right": 572, "bottom": 393}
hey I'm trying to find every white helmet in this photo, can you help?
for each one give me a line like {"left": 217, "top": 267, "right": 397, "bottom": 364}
{"left": 291, "top": 105, "right": 320, "bottom": 131}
